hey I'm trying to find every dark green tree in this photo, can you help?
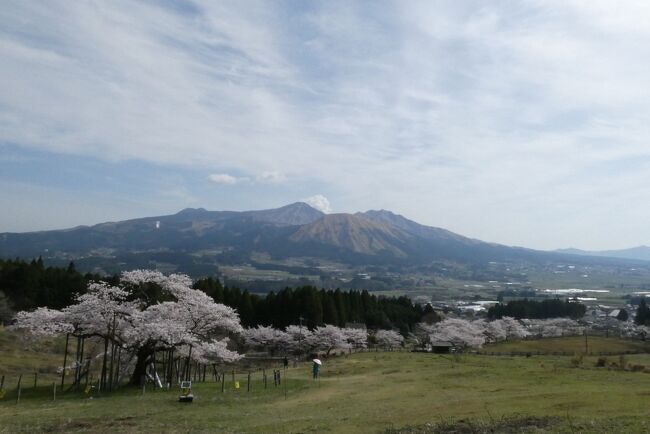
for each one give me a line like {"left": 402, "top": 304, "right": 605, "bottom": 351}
{"left": 635, "top": 298, "right": 650, "bottom": 326}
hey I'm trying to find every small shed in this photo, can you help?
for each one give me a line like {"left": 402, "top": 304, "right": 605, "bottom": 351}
{"left": 431, "top": 341, "right": 455, "bottom": 354}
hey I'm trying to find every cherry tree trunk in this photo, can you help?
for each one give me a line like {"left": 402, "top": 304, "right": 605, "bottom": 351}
{"left": 129, "top": 346, "right": 153, "bottom": 386}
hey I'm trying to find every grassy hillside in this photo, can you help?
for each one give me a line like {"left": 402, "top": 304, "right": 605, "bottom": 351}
{"left": 0, "top": 328, "right": 66, "bottom": 384}
{"left": 2, "top": 347, "right": 650, "bottom": 433}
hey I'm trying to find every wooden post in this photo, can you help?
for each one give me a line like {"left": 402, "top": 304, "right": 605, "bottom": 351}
{"left": 108, "top": 341, "right": 115, "bottom": 392}
{"left": 52, "top": 382, "right": 56, "bottom": 401}
{"left": 61, "top": 333, "right": 69, "bottom": 389}
{"left": 84, "top": 360, "right": 90, "bottom": 390}
{"left": 221, "top": 373, "right": 225, "bottom": 393}
{"left": 33, "top": 372, "right": 38, "bottom": 389}
{"left": 283, "top": 367, "right": 287, "bottom": 400}
{"left": 231, "top": 369, "right": 235, "bottom": 383}
{"left": 73, "top": 336, "right": 81, "bottom": 387}
{"left": 263, "top": 369, "right": 267, "bottom": 389}
{"left": 247, "top": 372, "right": 251, "bottom": 392}
{"left": 100, "top": 336, "right": 109, "bottom": 391}
{"left": 108, "top": 314, "right": 116, "bottom": 391}
{"left": 115, "top": 347, "right": 122, "bottom": 389}
{"left": 0, "top": 375, "right": 4, "bottom": 390}
{"left": 160, "top": 350, "right": 166, "bottom": 386}
{"left": 167, "top": 349, "right": 174, "bottom": 388}
{"left": 16, "top": 374, "right": 22, "bottom": 404}
{"left": 75, "top": 337, "right": 85, "bottom": 389}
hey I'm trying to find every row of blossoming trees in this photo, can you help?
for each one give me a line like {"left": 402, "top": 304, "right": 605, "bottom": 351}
{"left": 14, "top": 270, "right": 640, "bottom": 391}
{"left": 241, "top": 325, "right": 404, "bottom": 356}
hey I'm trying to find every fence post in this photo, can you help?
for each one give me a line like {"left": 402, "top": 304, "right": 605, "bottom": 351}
{"left": 283, "top": 367, "right": 287, "bottom": 400}
{"left": 247, "top": 372, "right": 251, "bottom": 392}
{"left": 61, "top": 333, "right": 69, "bottom": 389}
{"left": 52, "top": 382, "right": 56, "bottom": 401}
{"left": 34, "top": 372, "right": 38, "bottom": 389}
{"left": 16, "top": 374, "right": 22, "bottom": 405}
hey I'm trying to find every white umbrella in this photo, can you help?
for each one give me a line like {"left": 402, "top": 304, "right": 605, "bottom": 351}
{"left": 313, "top": 359, "right": 322, "bottom": 365}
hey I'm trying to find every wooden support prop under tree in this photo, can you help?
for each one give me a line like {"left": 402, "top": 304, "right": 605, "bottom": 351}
{"left": 61, "top": 333, "right": 69, "bottom": 389}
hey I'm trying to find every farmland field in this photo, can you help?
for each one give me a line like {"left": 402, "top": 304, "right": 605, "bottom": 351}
{"left": 482, "top": 335, "right": 650, "bottom": 355}
{"left": 2, "top": 341, "right": 650, "bottom": 433}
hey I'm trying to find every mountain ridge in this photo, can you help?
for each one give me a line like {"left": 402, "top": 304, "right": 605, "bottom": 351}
{"left": 1, "top": 202, "right": 646, "bottom": 276}
{"left": 556, "top": 245, "right": 650, "bottom": 262}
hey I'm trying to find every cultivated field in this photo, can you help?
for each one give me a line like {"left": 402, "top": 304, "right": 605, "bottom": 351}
{"left": 2, "top": 342, "right": 650, "bottom": 433}
{"left": 482, "top": 335, "right": 650, "bottom": 355}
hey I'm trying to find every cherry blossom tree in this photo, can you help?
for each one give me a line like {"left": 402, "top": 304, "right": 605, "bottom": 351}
{"left": 374, "top": 329, "right": 403, "bottom": 350}
{"left": 482, "top": 317, "right": 529, "bottom": 343}
{"left": 13, "top": 270, "right": 243, "bottom": 386}
{"left": 428, "top": 318, "right": 486, "bottom": 349}
{"left": 521, "top": 318, "right": 584, "bottom": 337}
{"left": 284, "top": 325, "right": 313, "bottom": 354}
{"left": 243, "top": 325, "right": 290, "bottom": 354}
{"left": 342, "top": 327, "right": 368, "bottom": 351}
{"left": 482, "top": 319, "right": 506, "bottom": 343}
{"left": 307, "top": 324, "right": 349, "bottom": 355}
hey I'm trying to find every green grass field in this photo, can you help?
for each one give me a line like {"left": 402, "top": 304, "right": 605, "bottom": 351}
{"left": 482, "top": 335, "right": 650, "bottom": 355}
{"left": 2, "top": 347, "right": 650, "bottom": 433}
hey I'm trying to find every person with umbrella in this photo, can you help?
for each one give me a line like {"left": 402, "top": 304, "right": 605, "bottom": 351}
{"left": 312, "top": 359, "right": 321, "bottom": 379}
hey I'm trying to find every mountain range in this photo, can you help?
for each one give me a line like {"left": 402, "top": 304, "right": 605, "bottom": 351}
{"left": 0, "top": 202, "right": 642, "bottom": 276}
{"left": 556, "top": 246, "right": 650, "bottom": 262}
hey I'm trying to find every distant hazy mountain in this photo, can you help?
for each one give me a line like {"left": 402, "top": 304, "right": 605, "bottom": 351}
{"left": 0, "top": 202, "right": 636, "bottom": 275}
{"left": 557, "top": 246, "right": 650, "bottom": 262}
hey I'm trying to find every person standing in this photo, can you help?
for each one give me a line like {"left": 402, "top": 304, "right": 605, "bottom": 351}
{"left": 312, "top": 359, "right": 321, "bottom": 379}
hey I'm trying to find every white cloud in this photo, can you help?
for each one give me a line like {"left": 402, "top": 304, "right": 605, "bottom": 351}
{"left": 304, "top": 195, "right": 332, "bottom": 214}
{"left": 207, "top": 173, "right": 242, "bottom": 185}
{"left": 256, "top": 170, "right": 286, "bottom": 184}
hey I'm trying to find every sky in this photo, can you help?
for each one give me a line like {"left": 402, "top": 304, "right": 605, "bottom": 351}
{"left": 2, "top": 1, "right": 650, "bottom": 251}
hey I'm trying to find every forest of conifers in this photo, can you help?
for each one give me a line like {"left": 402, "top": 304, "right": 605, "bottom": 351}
{"left": 0, "top": 258, "right": 425, "bottom": 333}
